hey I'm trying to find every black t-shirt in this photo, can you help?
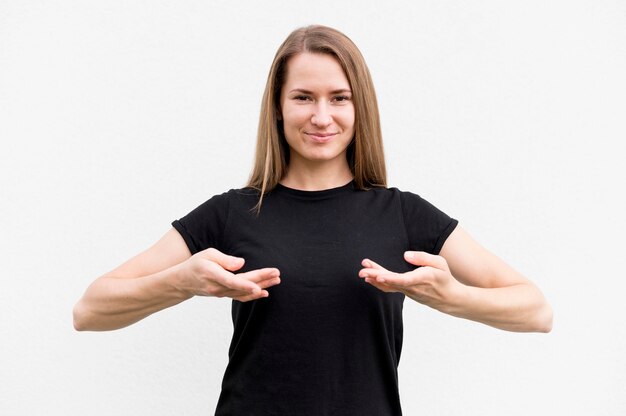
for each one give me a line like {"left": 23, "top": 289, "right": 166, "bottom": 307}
{"left": 172, "top": 181, "right": 458, "bottom": 416}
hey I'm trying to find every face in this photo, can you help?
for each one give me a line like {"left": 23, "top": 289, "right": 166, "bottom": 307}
{"left": 279, "top": 52, "right": 355, "bottom": 167}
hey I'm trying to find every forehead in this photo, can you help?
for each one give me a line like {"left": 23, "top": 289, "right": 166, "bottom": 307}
{"left": 283, "top": 52, "right": 350, "bottom": 89}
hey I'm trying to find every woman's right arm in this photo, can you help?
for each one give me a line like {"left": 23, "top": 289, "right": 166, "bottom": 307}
{"left": 73, "top": 228, "right": 280, "bottom": 331}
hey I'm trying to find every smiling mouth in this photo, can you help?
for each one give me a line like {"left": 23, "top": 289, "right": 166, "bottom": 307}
{"left": 305, "top": 132, "right": 337, "bottom": 142}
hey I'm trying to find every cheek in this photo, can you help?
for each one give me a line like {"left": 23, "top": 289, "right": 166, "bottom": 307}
{"left": 282, "top": 108, "right": 308, "bottom": 129}
{"left": 339, "top": 107, "right": 355, "bottom": 130}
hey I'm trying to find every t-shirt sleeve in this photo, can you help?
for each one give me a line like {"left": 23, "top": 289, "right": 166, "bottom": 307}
{"left": 399, "top": 191, "right": 459, "bottom": 255}
{"left": 171, "top": 191, "right": 231, "bottom": 255}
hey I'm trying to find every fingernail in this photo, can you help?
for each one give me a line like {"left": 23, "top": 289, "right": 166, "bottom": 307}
{"left": 404, "top": 252, "right": 413, "bottom": 259}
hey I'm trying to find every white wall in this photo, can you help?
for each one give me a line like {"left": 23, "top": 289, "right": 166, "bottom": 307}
{"left": 1, "top": 1, "right": 624, "bottom": 415}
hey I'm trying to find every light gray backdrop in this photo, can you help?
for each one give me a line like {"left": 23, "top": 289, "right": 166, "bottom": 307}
{"left": 1, "top": 1, "right": 625, "bottom": 415}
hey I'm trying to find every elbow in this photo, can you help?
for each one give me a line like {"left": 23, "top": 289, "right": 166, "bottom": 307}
{"left": 72, "top": 301, "right": 91, "bottom": 331}
{"left": 73, "top": 300, "right": 126, "bottom": 332}
{"left": 533, "top": 302, "right": 553, "bottom": 333}
{"left": 541, "top": 307, "right": 554, "bottom": 333}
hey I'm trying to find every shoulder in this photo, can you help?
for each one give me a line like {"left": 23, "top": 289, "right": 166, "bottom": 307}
{"left": 383, "top": 186, "right": 457, "bottom": 231}
{"left": 200, "top": 186, "right": 259, "bottom": 207}
{"left": 362, "top": 185, "right": 425, "bottom": 207}
{"left": 349, "top": 186, "right": 441, "bottom": 219}
{"left": 172, "top": 186, "right": 260, "bottom": 253}
{"left": 176, "top": 186, "right": 259, "bottom": 223}
{"left": 381, "top": 186, "right": 446, "bottom": 213}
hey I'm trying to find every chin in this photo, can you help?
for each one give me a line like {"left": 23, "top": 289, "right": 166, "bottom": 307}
{"left": 302, "top": 150, "right": 345, "bottom": 162}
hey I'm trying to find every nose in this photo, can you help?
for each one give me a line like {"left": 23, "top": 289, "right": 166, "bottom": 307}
{"left": 311, "top": 102, "right": 332, "bottom": 127}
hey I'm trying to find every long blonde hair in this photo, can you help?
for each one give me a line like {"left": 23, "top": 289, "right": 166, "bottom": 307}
{"left": 247, "top": 25, "right": 386, "bottom": 209}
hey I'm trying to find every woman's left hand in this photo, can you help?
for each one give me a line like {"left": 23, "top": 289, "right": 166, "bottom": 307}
{"left": 359, "top": 252, "right": 467, "bottom": 313}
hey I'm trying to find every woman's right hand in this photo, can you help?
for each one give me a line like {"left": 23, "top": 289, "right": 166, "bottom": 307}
{"left": 177, "top": 247, "right": 281, "bottom": 302}
{"left": 74, "top": 228, "right": 281, "bottom": 331}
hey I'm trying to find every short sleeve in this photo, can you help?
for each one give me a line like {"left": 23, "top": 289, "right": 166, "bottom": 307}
{"left": 171, "top": 191, "right": 231, "bottom": 255}
{"left": 399, "top": 191, "right": 458, "bottom": 255}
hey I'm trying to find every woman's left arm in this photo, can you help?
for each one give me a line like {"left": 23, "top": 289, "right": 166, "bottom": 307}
{"left": 359, "top": 226, "right": 553, "bottom": 333}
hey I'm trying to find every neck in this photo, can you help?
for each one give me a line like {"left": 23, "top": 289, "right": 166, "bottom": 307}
{"left": 280, "top": 156, "right": 353, "bottom": 191}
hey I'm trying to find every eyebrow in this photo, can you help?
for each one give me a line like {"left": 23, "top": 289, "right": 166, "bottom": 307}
{"left": 288, "top": 88, "right": 352, "bottom": 94}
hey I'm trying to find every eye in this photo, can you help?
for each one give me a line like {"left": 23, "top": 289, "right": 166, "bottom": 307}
{"left": 293, "top": 95, "right": 312, "bottom": 101}
{"left": 333, "top": 95, "right": 352, "bottom": 103}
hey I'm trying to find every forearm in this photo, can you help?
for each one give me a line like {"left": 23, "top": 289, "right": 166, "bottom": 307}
{"left": 445, "top": 282, "right": 553, "bottom": 333}
{"left": 73, "top": 265, "right": 192, "bottom": 331}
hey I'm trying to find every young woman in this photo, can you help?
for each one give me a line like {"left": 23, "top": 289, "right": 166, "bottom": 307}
{"left": 74, "top": 25, "right": 552, "bottom": 415}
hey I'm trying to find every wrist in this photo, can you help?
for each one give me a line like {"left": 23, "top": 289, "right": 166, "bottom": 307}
{"left": 441, "top": 280, "right": 474, "bottom": 317}
{"left": 164, "top": 263, "right": 195, "bottom": 300}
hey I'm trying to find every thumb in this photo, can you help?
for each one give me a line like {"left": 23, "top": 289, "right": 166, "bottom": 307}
{"left": 403, "top": 251, "right": 448, "bottom": 271}
{"left": 197, "top": 247, "right": 245, "bottom": 271}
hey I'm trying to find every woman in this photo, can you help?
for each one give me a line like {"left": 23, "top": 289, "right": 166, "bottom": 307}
{"left": 74, "top": 25, "right": 552, "bottom": 415}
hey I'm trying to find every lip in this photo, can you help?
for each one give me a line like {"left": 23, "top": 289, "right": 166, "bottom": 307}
{"left": 305, "top": 132, "right": 337, "bottom": 143}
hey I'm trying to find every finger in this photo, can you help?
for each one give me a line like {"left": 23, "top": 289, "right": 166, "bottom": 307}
{"left": 234, "top": 290, "right": 270, "bottom": 302}
{"left": 197, "top": 247, "right": 245, "bottom": 272}
{"left": 219, "top": 276, "right": 280, "bottom": 298}
{"left": 237, "top": 267, "right": 281, "bottom": 283}
{"left": 363, "top": 277, "right": 398, "bottom": 293}
{"left": 207, "top": 263, "right": 262, "bottom": 294}
{"left": 257, "top": 276, "right": 281, "bottom": 289}
{"left": 359, "top": 259, "right": 392, "bottom": 279}
{"left": 404, "top": 251, "right": 449, "bottom": 271}
{"left": 223, "top": 289, "right": 270, "bottom": 302}
{"left": 360, "top": 258, "right": 389, "bottom": 271}
{"left": 375, "top": 267, "right": 436, "bottom": 288}
{"left": 221, "top": 275, "right": 282, "bottom": 300}
{"left": 358, "top": 267, "right": 395, "bottom": 281}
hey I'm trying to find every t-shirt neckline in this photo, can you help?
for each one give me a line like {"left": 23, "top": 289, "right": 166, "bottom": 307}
{"left": 274, "top": 180, "right": 355, "bottom": 199}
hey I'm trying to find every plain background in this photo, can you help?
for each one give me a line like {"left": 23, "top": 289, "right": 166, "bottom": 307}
{"left": 1, "top": 1, "right": 625, "bottom": 415}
